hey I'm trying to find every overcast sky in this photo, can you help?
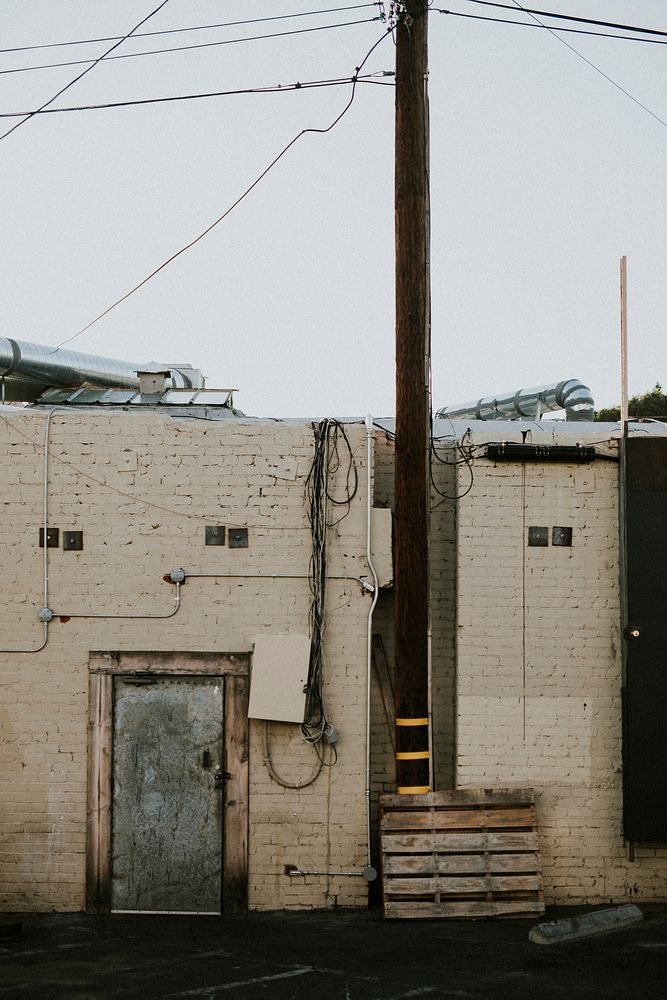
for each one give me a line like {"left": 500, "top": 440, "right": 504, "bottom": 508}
{"left": 1, "top": 1, "right": 665, "bottom": 417}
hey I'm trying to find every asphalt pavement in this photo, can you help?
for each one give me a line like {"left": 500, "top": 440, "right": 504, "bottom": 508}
{"left": 1, "top": 905, "right": 667, "bottom": 999}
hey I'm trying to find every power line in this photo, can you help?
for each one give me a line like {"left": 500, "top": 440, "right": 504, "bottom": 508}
{"left": 433, "top": 4, "right": 667, "bottom": 129}
{"left": 461, "top": 1, "right": 667, "bottom": 39}
{"left": 0, "top": 74, "right": 394, "bottom": 119}
{"left": 0, "top": 0, "right": 173, "bottom": 142}
{"left": 54, "top": 28, "right": 393, "bottom": 351}
{"left": 435, "top": 8, "right": 667, "bottom": 46}
{"left": 0, "top": 17, "right": 382, "bottom": 77}
{"left": 506, "top": 1, "right": 667, "bottom": 131}
{"left": 0, "top": 4, "right": 381, "bottom": 54}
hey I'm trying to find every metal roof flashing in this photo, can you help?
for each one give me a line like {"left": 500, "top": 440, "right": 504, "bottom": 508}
{"left": 31, "top": 386, "right": 244, "bottom": 419}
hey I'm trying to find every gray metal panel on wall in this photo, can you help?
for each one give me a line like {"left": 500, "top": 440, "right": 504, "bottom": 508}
{"left": 111, "top": 676, "right": 224, "bottom": 912}
{"left": 623, "top": 436, "right": 667, "bottom": 841}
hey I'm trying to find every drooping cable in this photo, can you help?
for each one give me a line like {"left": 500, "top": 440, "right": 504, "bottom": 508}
{"left": 303, "top": 419, "right": 359, "bottom": 744}
{"left": 52, "top": 26, "right": 392, "bottom": 351}
{"left": 430, "top": 417, "right": 479, "bottom": 504}
{"left": 262, "top": 720, "right": 325, "bottom": 788}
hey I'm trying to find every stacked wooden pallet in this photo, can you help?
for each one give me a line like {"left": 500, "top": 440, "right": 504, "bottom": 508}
{"left": 380, "top": 788, "right": 544, "bottom": 919}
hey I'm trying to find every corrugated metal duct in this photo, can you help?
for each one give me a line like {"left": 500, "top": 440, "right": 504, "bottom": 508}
{"left": 435, "top": 379, "right": 595, "bottom": 422}
{"left": 0, "top": 338, "right": 202, "bottom": 402}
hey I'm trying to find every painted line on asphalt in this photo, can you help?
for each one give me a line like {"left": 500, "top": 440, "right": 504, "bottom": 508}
{"left": 375, "top": 989, "right": 473, "bottom": 1000}
{"left": 376, "top": 989, "right": 439, "bottom": 1000}
{"left": 165, "top": 965, "right": 315, "bottom": 996}
{"left": 0, "top": 941, "right": 91, "bottom": 960}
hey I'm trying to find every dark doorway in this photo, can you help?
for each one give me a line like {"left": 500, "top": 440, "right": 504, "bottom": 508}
{"left": 623, "top": 436, "right": 667, "bottom": 840}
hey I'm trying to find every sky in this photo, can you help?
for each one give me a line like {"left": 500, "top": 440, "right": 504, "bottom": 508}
{"left": 1, "top": 1, "right": 665, "bottom": 418}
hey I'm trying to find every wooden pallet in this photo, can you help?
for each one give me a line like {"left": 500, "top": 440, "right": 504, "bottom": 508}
{"left": 380, "top": 788, "right": 545, "bottom": 919}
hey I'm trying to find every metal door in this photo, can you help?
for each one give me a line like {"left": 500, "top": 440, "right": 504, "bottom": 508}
{"left": 111, "top": 676, "right": 224, "bottom": 913}
{"left": 623, "top": 437, "right": 667, "bottom": 840}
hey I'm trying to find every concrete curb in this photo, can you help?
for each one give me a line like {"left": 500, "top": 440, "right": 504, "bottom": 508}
{"left": 529, "top": 905, "right": 644, "bottom": 945}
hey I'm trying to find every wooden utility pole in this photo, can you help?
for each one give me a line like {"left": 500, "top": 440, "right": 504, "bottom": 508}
{"left": 394, "top": 2, "right": 431, "bottom": 794}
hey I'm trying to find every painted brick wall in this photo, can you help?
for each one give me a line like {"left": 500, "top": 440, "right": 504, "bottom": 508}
{"left": 0, "top": 408, "right": 375, "bottom": 912}
{"left": 454, "top": 431, "right": 667, "bottom": 904}
{"left": 369, "top": 428, "right": 458, "bottom": 810}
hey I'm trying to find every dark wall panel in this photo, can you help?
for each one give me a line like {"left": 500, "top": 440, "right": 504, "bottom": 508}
{"left": 623, "top": 437, "right": 667, "bottom": 841}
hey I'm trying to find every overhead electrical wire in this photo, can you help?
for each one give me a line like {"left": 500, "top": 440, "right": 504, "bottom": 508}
{"left": 435, "top": 8, "right": 667, "bottom": 45}
{"left": 505, "top": 0, "right": 667, "bottom": 131}
{"left": 0, "top": 4, "right": 382, "bottom": 54}
{"left": 53, "top": 26, "right": 393, "bottom": 351}
{"left": 430, "top": 421, "right": 479, "bottom": 505}
{"left": 0, "top": 73, "right": 395, "bottom": 119}
{"left": 0, "top": 17, "right": 383, "bottom": 77}
{"left": 0, "top": 0, "right": 173, "bottom": 142}
{"left": 460, "top": 1, "right": 667, "bottom": 39}
{"left": 433, "top": 4, "right": 667, "bottom": 129}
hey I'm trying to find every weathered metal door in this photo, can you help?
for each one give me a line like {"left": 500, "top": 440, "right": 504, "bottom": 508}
{"left": 111, "top": 676, "right": 224, "bottom": 913}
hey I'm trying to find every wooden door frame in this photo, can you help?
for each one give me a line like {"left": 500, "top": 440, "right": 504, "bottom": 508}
{"left": 87, "top": 650, "right": 250, "bottom": 914}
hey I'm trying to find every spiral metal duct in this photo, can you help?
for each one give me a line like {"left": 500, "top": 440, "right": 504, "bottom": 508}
{"left": 435, "top": 379, "right": 595, "bottom": 422}
{"left": 0, "top": 338, "right": 201, "bottom": 402}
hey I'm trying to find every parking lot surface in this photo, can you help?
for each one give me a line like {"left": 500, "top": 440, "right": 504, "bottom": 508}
{"left": 1, "top": 905, "right": 667, "bottom": 999}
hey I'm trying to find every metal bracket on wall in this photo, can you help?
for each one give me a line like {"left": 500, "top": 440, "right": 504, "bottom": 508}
{"left": 39, "top": 527, "right": 59, "bottom": 548}
{"left": 205, "top": 526, "right": 226, "bottom": 546}
{"left": 228, "top": 528, "right": 248, "bottom": 548}
{"left": 63, "top": 530, "right": 83, "bottom": 551}
{"left": 528, "top": 526, "right": 549, "bottom": 547}
{"left": 552, "top": 526, "right": 573, "bottom": 547}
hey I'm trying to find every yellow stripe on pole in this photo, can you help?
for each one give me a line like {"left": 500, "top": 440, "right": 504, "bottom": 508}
{"left": 395, "top": 751, "right": 430, "bottom": 761}
{"left": 395, "top": 718, "right": 429, "bottom": 727}
{"left": 397, "top": 786, "right": 430, "bottom": 794}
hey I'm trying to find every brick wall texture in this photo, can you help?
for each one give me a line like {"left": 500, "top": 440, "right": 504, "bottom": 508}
{"left": 454, "top": 429, "right": 667, "bottom": 904}
{"left": 2, "top": 408, "right": 664, "bottom": 912}
{"left": 0, "top": 409, "right": 376, "bottom": 912}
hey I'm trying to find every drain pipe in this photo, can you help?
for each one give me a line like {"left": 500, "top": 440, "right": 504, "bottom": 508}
{"left": 365, "top": 415, "right": 380, "bottom": 875}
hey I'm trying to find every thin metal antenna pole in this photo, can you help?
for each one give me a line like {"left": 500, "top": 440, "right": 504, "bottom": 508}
{"left": 620, "top": 256, "right": 628, "bottom": 430}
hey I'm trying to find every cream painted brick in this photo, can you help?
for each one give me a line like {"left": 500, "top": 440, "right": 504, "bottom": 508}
{"left": 0, "top": 412, "right": 375, "bottom": 913}
{"left": 455, "top": 438, "right": 667, "bottom": 905}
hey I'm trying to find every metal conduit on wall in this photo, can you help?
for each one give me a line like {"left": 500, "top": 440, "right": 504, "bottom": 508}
{"left": 436, "top": 379, "right": 595, "bottom": 422}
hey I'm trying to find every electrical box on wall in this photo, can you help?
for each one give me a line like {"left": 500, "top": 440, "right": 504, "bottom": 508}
{"left": 248, "top": 635, "right": 311, "bottom": 724}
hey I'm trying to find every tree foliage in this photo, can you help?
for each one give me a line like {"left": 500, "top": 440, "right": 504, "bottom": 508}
{"left": 596, "top": 383, "right": 667, "bottom": 421}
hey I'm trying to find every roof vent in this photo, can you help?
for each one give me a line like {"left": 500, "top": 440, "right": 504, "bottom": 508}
{"left": 138, "top": 369, "right": 171, "bottom": 396}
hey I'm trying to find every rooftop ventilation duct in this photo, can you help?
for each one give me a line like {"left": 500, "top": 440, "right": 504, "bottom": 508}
{"left": 0, "top": 338, "right": 203, "bottom": 402}
{"left": 435, "top": 379, "right": 595, "bottom": 422}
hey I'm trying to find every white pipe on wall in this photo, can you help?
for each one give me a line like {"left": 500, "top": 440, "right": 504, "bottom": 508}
{"left": 365, "top": 415, "right": 380, "bottom": 873}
